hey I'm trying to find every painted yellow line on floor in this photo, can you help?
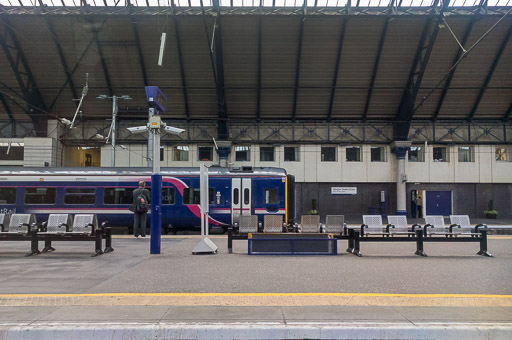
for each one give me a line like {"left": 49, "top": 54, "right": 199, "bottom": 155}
{"left": 1, "top": 293, "right": 511, "bottom": 307}
{"left": 1, "top": 293, "right": 511, "bottom": 298}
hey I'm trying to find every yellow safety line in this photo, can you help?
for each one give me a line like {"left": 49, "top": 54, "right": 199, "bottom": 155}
{"left": 1, "top": 293, "right": 511, "bottom": 298}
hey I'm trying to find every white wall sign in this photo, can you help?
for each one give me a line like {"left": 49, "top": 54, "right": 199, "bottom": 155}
{"left": 331, "top": 187, "right": 357, "bottom": 195}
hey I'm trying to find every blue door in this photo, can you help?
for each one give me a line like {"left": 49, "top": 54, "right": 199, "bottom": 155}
{"left": 426, "top": 191, "right": 452, "bottom": 216}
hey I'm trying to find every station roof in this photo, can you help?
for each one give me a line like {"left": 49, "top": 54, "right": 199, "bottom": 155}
{"left": 0, "top": 1, "right": 511, "bottom": 136}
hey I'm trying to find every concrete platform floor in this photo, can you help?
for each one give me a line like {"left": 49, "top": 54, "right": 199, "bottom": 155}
{"left": 0, "top": 235, "right": 511, "bottom": 339}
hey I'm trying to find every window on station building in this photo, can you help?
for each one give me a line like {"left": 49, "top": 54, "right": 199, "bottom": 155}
{"left": 25, "top": 187, "right": 56, "bottom": 205}
{"left": 458, "top": 146, "right": 474, "bottom": 162}
{"left": 160, "top": 146, "right": 164, "bottom": 162}
{"left": 433, "top": 146, "right": 449, "bottom": 162}
{"left": 173, "top": 145, "right": 189, "bottom": 161}
{"left": 198, "top": 146, "right": 213, "bottom": 161}
{"left": 264, "top": 188, "right": 278, "bottom": 204}
{"left": 495, "top": 147, "right": 510, "bottom": 162}
{"left": 64, "top": 188, "right": 96, "bottom": 205}
{"left": 408, "top": 146, "right": 425, "bottom": 162}
{"left": 260, "top": 146, "right": 275, "bottom": 162}
{"left": 235, "top": 146, "right": 251, "bottom": 162}
{"left": 371, "top": 146, "right": 386, "bottom": 162}
{"left": 321, "top": 146, "right": 337, "bottom": 162}
{"left": 284, "top": 146, "right": 300, "bottom": 162}
{"left": 104, "top": 188, "right": 137, "bottom": 205}
{"left": 0, "top": 187, "right": 16, "bottom": 204}
{"left": 346, "top": 146, "right": 361, "bottom": 162}
{"left": 183, "top": 188, "right": 214, "bottom": 205}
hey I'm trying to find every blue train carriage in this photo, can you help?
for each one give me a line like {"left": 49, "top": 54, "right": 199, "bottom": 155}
{"left": 0, "top": 166, "right": 295, "bottom": 232}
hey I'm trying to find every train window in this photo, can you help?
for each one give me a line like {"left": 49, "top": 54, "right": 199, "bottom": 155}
{"left": 162, "top": 188, "right": 175, "bottom": 205}
{"left": 0, "top": 187, "right": 16, "bottom": 204}
{"left": 244, "top": 188, "right": 250, "bottom": 205}
{"left": 183, "top": 188, "right": 215, "bottom": 205}
{"left": 233, "top": 188, "right": 239, "bottom": 205}
{"left": 104, "top": 188, "right": 136, "bottom": 205}
{"left": 25, "top": 188, "right": 56, "bottom": 205}
{"left": 264, "top": 188, "right": 278, "bottom": 204}
{"left": 64, "top": 188, "right": 95, "bottom": 205}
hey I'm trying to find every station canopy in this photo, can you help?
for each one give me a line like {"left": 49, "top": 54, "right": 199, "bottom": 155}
{"left": 0, "top": 0, "right": 511, "bottom": 131}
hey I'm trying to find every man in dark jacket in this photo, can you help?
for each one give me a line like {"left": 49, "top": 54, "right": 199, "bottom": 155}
{"left": 130, "top": 181, "right": 150, "bottom": 238}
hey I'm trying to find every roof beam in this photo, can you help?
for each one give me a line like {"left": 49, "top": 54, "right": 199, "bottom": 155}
{"left": 0, "top": 19, "right": 49, "bottom": 136}
{"left": 291, "top": 6, "right": 305, "bottom": 122}
{"left": 327, "top": 18, "right": 348, "bottom": 121}
{"left": 0, "top": 92, "right": 16, "bottom": 136}
{"left": 504, "top": 103, "right": 512, "bottom": 122}
{"left": 172, "top": 2, "right": 191, "bottom": 120}
{"left": 2, "top": 6, "right": 511, "bottom": 16}
{"left": 362, "top": 18, "right": 390, "bottom": 121}
{"left": 45, "top": 17, "right": 80, "bottom": 108}
{"left": 467, "top": 23, "right": 512, "bottom": 121}
{"left": 210, "top": 0, "right": 228, "bottom": 139}
{"left": 88, "top": 18, "right": 114, "bottom": 97}
{"left": 127, "top": 0, "right": 148, "bottom": 87}
{"left": 433, "top": 18, "right": 476, "bottom": 120}
{"left": 257, "top": 16, "right": 262, "bottom": 121}
{"left": 394, "top": 2, "right": 440, "bottom": 140}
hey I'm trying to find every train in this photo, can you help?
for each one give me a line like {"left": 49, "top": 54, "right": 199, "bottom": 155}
{"left": 0, "top": 166, "right": 295, "bottom": 231}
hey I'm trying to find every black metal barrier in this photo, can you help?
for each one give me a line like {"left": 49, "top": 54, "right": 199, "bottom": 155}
{"left": 228, "top": 226, "right": 493, "bottom": 257}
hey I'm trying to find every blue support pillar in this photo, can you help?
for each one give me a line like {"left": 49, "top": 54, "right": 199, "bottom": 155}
{"left": 150, "top": 173, "right": 162, "bottom": 254}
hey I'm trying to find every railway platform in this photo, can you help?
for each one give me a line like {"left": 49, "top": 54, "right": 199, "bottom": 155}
{"left": 0, "top": 231, "right": 511, "bottom": 339}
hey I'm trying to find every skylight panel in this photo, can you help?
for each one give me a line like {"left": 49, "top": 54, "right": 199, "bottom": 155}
{"left": 316, "top": 0, "right": 328, "bottom": 6}
{"left": 232, "top": 0, "right": 242, "bottom": 5}
{"left": 219, "top": 0, "right": 230, "bottom": 5}
{"left": 0, "top": 0, "right": 13, "bottom": 5}
{"left": 189, "top": 0, "right": 202, "bottom": 6}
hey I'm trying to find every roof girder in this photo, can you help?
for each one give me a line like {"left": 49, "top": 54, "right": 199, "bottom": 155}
{"left": 0, "top": 19, "right": 49, "bottom": 136}
{"left": 467, "top": 22, "right": 512, "bottom": 120}
{"left": 433, "top": 17, "right": 476, "bottom": 120}
{"left": 292, "top": 7, "right": 305, "bottom": 122}
{"left": 327, "top": 18, "right": 348, "bottom": 121}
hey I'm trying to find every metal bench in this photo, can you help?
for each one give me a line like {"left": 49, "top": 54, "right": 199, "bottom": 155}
{"left": 424, "top": 216, "right": 451, "bottom": 236}
{"left": 387, "top": 215, "right": 421, "bottom": 236}
{"left": 38, "top": 214, "right": 113, "bottom": 257}
{"left": 0, "top": 214, "right": 40, "bottom": 256}
{"left": 0, "top": 214, "right": 10, "bottom": 232}
{"left": 297, "top": 215, "right": 321, "bottom": 233}
{"left": 449, "top": 215, "right": 487, "bottom": 236}
{"left": 361, "top": 215, "right": 388, "bottom": 236}
{"left": 40, "top": 214, "right": 73, "bottom": 235}
{"left": 237, "top": 215, "right": 260, "bottom": 234}
{"left": 263, "top": 215, "right": 285, "bottom": 233}
{"left": 323, "top": 215, "right": 346, "bottom": 235}
{"left": 0, "top": 214, "right": 37, "bottom": 235}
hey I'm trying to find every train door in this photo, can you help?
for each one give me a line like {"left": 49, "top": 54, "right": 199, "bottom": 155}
{"left": 231, "top": 178, "right": 252, "bottom": 225}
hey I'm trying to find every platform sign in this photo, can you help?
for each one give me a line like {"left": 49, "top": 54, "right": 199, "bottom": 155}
{"left": 331, "top": 187, "right": 357, "bottom": 195}
{"left": 145, "top": 86, "right": 167, "bottom": 113}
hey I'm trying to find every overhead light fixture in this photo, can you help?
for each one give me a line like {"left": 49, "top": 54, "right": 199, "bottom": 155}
{"left": 59, "top": 118, "right": 71, "bottom": 126}
{"left": 127, "top": 126, "right": 149, "bottom": 134}
{"left": 119, "top": 145, "right": 128, "bottom": 150}
{"left": 94, "top": 133, "right": 105, "bottom": 139}
{"left": 163, "top": 125, "right": 185, "bottom": 135}
{"left": 96, "top": 95, "right": 108, "bottom": 100}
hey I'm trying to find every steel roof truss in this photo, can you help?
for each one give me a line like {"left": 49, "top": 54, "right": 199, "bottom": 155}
{"left": 89, "top": 18, "right": 114, "bottom": 97}
{"left": 468, "top": 23, "right": 512, "bottom": 121}
{"left": 127, "top": 1, "right": 149, "bottom": 86}
{"left": 394, "top": 10, "right": 440, "bottom": 140}
{"left": 292, "top": 9, "right": 305, "bottom": 122}
{"left": 257, "top": 16, "right": 262, "bottom": 121}
{"left": 362, "top": 18, "right": 390, "bottom": 121}
{"left": 173, "top": 15, "right": 191, "bottom": 119}
{"left": 0, "top": 20, "right": 49, "bottom": 136}
{"left": 327, "top": 18, "right": 347, "bottom": 121}
{"left": 433, "top": 18, "right": 475, "bottom": 120}
{"left": 504, "top": 103, "right": 512, "bottom": 122}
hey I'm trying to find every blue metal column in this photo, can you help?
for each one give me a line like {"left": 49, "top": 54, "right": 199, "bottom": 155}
{"left": 150, "top": 173, "right": 162, "bottom": 254}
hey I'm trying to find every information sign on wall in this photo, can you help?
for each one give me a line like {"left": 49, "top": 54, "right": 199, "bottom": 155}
{"left": 331, "top": 187, "right": 357, "bottom": 195}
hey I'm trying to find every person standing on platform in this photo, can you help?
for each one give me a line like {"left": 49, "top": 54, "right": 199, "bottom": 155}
{"left": 130, "top": 181, "right": 150, "bottom": 239}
